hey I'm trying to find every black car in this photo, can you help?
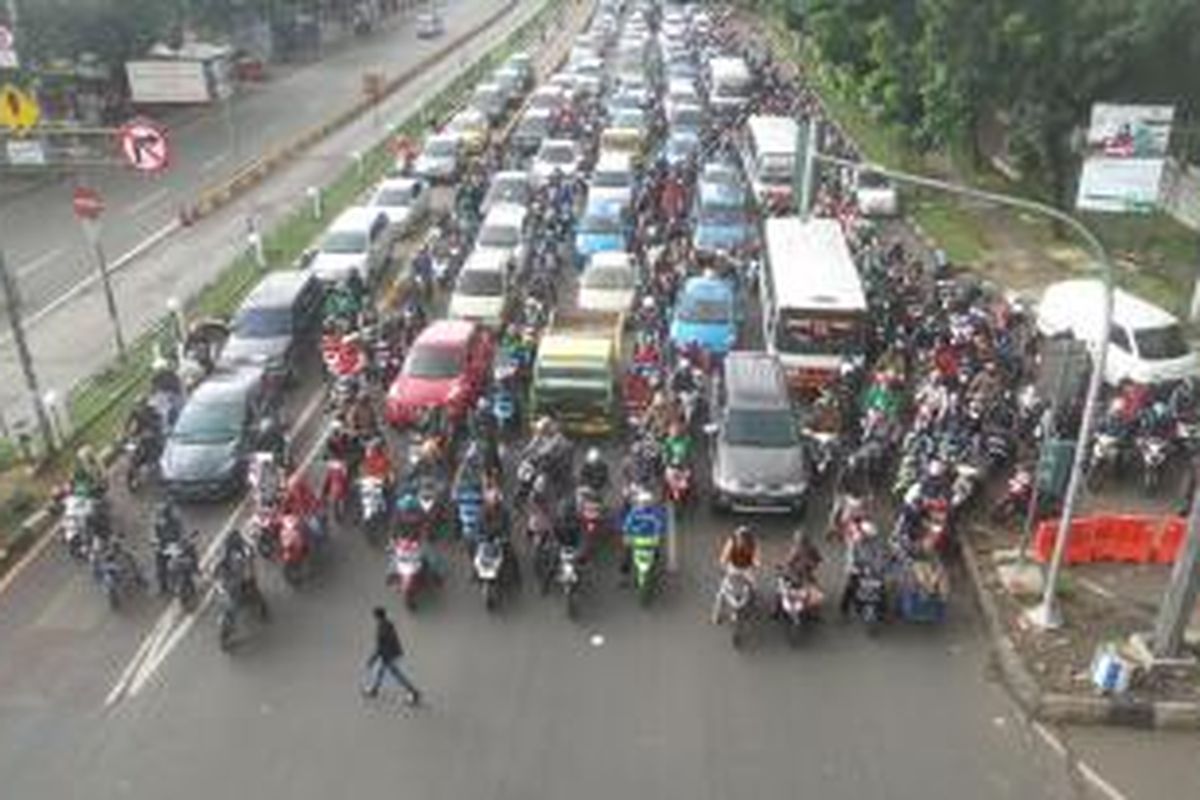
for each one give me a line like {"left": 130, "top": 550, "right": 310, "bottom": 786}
{"left": 511, "top": 108, "right": 555, "bottom": 158}
{"left": 161, "top": 367, "right": 277, "bottom": 501}
{"left": 219, "top": 271, "right": 323, "bottom": 386}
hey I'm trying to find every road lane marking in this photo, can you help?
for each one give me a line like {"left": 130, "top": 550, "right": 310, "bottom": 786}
{"left": 110, "top": 390, "right": 327, "bottom": 705}
{"left": 124, "top": 188, "right": 170, "bottom": 217}
{"left": 1077, "top": 761, "right": 1129, "bottom": 800}
{"left": 1031, "top": 721, "right": 1067, "bottom": 759}
{"left": 15, "top": 247, "right": 66, "bottom": 279}
{"left": 0, "top": 517, "right": 58, "bottom": 597}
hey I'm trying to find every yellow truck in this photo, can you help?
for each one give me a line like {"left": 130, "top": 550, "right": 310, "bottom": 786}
{"left": 531, "top": 309, "right": 622, "bottom": 436}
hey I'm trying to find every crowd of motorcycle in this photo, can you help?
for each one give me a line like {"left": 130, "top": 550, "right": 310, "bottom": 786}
{"left": 48, "top": 0, "right": 1200, "bottom": 655}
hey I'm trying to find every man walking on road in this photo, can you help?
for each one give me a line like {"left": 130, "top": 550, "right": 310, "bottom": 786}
{"left": 362, "top": 607, "right": 422, "bottom": 706}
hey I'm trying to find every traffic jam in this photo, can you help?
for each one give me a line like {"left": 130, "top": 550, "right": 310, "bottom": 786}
{"left": 57, "top": 0, "right": 1200, "bottom": 653}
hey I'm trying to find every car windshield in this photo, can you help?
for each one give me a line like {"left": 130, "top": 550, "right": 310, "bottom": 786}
{"left": 584, "top": 266, "right": 633, "bottom": 289}
{"left": 479, "top": 224, "right": 520, "bottom": 248}
{"left": 700, "top": 204, "right": 747, "bottom": 226}
{"left": 1134, "top": 324, "right": 1190, "bottom": 360}
{"left": 613, "top": 110, "right": 644, "bottom": 129}
{"left": 678, "top": 292, "right": 730, "bottom": 323}
{"left": 581, "top": 213, "right": 623, "bottom": 235}
{"left": 670, "top": 109, "right": 702, "bottom": 129}
{"left": 489, "top": 180, "right": 528, "bottom": 205}
{"left": 404, "top": 345, "right": 463, "bottom": 379}
{"left": 593, "top": 170, "right": 631, "bottom": 188}
{"left": 321, "top": 229, "right": 366, "bottom": 254}
{"left": 456, "top": 269, "right": 504, "bottom": 296}
{"left": 174, "top": 400, "right": 242, "bottom": 444}
{"left": 233, "top": 306, "right": 292, "bottom": 338}
{"left": 541, "top": 144, "right": 576, "bottom": 164}
{"left": 424, "top": 139, "right": 456, "bottom": 157}
{"left": 372, "top": 188, "right": 416, "bottom": 207}
{"left": 725, "top": 408, "right": 798, "bottom": 448}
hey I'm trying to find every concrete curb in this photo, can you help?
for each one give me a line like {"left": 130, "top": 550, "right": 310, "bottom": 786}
{"left": 961, "top": 539, "right": 1200, "bottom": 730}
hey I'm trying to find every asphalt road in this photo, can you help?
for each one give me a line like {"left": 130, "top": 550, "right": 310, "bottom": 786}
{"left": 0, "top": 0, "right": 537, "bottom": 423}
{"left": 0, "top": 4, "right": 1186, "bottom": 798}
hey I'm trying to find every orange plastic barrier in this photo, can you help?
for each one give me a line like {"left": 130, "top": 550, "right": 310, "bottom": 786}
{"left": 1153, "top": 517, "right": 1187, "bottom": 564}
{"left": 1093, "top": 515, "right": 1155, "bottom": 563}
{"left": 1031, "top": 518, "right": 1095, "bottom": 564}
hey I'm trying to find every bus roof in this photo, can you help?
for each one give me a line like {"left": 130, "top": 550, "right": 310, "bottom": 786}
{"left": 764, "top": 217, "right": 866, "bottom": 313}
{"left": 747, "top": 115, "right": 799, "bottom": 156}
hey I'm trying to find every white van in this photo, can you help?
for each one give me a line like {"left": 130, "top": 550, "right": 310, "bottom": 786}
{"left": 474, "top": 202, "right": 528, "bottom": 268}
{"left": 1037, "top": 280, "right": 1200, "bottom": 386}
{"left": 707, "top": 56, "right": 752, "bottom": 115}
{"left": 309, "top": 207, "right": 393, "bottom": 284}
{"left": 449, "top": 249, "right": 509, "bottom": 329}
{"left": 744, "top": 115, "right": 798, "bottom": 209}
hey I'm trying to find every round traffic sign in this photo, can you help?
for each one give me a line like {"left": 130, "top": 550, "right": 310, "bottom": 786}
{"left": 118, "top": 117, "right": 170, "bottom": 173}
{"left": 72, "top": 185, "right": 104, "bottom": 220}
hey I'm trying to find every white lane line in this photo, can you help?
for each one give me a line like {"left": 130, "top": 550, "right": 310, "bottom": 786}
{"left": 1031, "top": 721, "right": 1067, "bottom": 759}
{"left": 110, "top": 391, "right": 328, "bottom": 705}
{"left": 15, "top": 247, "right": 66, "bottom": 279}
{"left": 124, "top": 188, "right": 170, "bottom": 217}
{"left": 1077, "top": 761, "right": 1129, "bottom": 800}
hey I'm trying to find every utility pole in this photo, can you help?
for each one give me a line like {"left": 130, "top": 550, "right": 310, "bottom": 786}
{"left": 0, "top": 250, "right": 55, "bottom": 455}
{"left": 81, "top": 218, "right": 127, "bottom": 359}
{"left": 1151, "top": 461, "right": 1200, "bottom": 659}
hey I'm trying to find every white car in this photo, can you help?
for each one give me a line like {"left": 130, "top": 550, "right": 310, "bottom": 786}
{"left": 474, "top": 202, "right": 528, "bottom": 268}
{"left": 448, "top": 250, "right": 509, "bottom": 329}
{"left": 854, "top": 171, "right": 900, "bottom": 216}
{"left": 531, "top": 139, "right": 585, "bottom": 186}
{"left": 587, "top": 152, "right": 636, "bottom": 212}
{"left": 308, "top": 207, "right": 393, "bottom": 284}
{"left": 1037, "top": 279, "right": 1200, "bottom": 386}
{"left": 579, "top": 252, "right": 637, "bottom": 314}
{"left": 412, "top": 133, "right": 463, "bottom": 184}
{"left": 367, "top": 177, "right": 430, "bottom": 236}
{"left": 482, "top": 170, "right": 532, "bottom": 216}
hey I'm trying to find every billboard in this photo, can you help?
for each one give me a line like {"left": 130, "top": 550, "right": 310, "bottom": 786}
{"left": 1076, "top": 103, "right": 1175, "bottom": 214}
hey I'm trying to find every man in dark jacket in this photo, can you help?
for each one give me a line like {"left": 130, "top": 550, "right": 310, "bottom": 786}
{"left": 362, "top": 607, "right": 422, "bottom": 705}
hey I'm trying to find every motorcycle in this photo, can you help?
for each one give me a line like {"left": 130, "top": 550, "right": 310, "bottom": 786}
{"left": 61, "top": 494, "right": 96, "bottom": 561}
{"left": 664, "top": 461, "right": 693, "bottom": 506}
{"left": 257, "top": 513, "right": 312, "bottom": 586}
{"left": 92, "top": 541, "right": 146, "bottom": 611}
{"left": 124, "top": 433, "right": 161, "bottom": 493}
{"left": 358, "top": 475, "right": 389, "bottom": 546}
{"left": 990, "top": 464, "right": 1035, "bottom": 523}
{"left": 387, "top": 536, "right": 436, "bottom": 611}
{"left": 324, "top": 456, "right": 351, "bottom": 522}
{"left": 455, "top": 484, "right": 484, "bottom": 547}
{"left": 850, "top": 566, "right": 887, "bottom": 635}
{"left": 473, "top": 537, "right": 516, "bottom": 611}
{"left": 1136, "top": 434, "right": 1170, "bottom": 493}
{"left": 624, "top": 503, "right": 667, "bottom": 607}
{"left": 805, "top": 430, "right": 840, "bottom": 486}
{"left": 717, "top": 569, "right": 755, "bottom": 649}
{"left": 576, "top": 487, "right": 606, "bottom": 558}
{"left": 161, "top": 534, "right": 200, "bottom": 611}
{"left": 1086, "top": 432, "right": 1124, "bottom": 491}
{"left": 775, "top": 573, "right": 822, "bottom": 646}
{"left": 556, "top": 545, "right": 582, "bottom": 619}
{"left": 490, "top": 367, "right": 521, "bottom": 437}
{"left": 950, "top": 462, "right": 983, "bottom": 512}
{"left": 215, "top": 568, "right": 269, "bottom": 652}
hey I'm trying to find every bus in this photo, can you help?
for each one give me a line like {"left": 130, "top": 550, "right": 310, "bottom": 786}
{"left": 761, "top": 216, "right": 868, "bottom": 393}
{"left": 743, "top": 115, "right": 798, "bottom": 211}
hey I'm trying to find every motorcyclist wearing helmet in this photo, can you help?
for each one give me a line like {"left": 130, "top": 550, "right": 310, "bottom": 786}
{"left": 578, "top": 448, "right": 609, "bottom": 494}
{"left": 840, "top": 519, "right": 886, "bottom": 616}
{"left": 282, "top": 470, "right": 324, "bottom": 545}
{"left": 153, "top": 500, "right": 184, "bottom": 594}
{"left": 776, "top": 528, "right": 825, "bottom": 618}
{"left": 620, "top": 489, "right": 663, "bottom": 576}
{"left": 361, "top": 437, "right": 393, "bottom": 487}
{"left": 670, "top": 357, "right": 698, "bottom": 397}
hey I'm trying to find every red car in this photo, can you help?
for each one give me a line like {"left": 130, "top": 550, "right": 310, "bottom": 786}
{"left": 386, "top": 320, "right": 493, "bottom": 427}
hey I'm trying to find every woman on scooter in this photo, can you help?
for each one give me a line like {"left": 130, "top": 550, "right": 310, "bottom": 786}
{"left": 713, "top": 525, "right": 760, "bottom": 624}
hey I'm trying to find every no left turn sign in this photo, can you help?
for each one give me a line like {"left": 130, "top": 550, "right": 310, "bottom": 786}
{"left": 118, "top": 118, "right": 170, "bottom": 173}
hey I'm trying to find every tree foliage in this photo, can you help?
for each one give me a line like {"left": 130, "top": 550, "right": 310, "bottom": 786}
{"left": 802, "top": 0, "right": 1200, "bottom": 203}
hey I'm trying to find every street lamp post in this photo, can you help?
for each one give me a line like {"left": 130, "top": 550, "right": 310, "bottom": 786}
{"left": 810, "top": 146, "right": 1115, "bottom": 630}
